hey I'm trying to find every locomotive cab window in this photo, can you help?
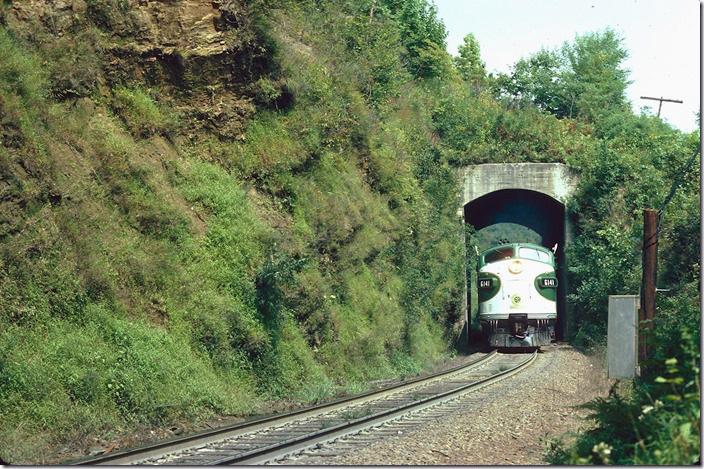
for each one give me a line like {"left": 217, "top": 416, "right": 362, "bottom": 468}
{"left": 484, "top": 247, "right": 514, "bottom": 264}
{"left": 518, "top": 247, "right": 550, "bottom": 263}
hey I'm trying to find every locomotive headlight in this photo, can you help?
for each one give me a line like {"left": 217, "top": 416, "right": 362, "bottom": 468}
{"left": 509, "top": 260, "right": 523, "bottom": 274}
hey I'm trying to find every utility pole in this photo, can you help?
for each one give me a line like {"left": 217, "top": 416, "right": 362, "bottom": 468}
{"left": 640, "top": 209, "right": 658, "bottom": 362}
{"left": 640, "top": 96, "right": 683, "bottom": 118}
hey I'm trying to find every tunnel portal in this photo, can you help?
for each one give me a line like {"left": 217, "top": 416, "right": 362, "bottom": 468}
{"left": 461, "top": 185, "right": 577, "bottom": 346}
{"left": 464, "top": 189, "right": 565, "bottom": 250}
{"left": 457, "top": 163, "right": 579, "bottom": 345}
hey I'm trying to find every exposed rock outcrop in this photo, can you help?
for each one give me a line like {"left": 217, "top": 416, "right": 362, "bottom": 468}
{"left": 5, "top": 0, "right": 270, "bottom": 139}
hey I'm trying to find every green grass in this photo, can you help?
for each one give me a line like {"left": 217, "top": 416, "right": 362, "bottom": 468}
{"left": 0, "top": 311, "right": 259, "bottom": 463}
{"left": 112, "top": 87, "right": 177, "bottom": 138}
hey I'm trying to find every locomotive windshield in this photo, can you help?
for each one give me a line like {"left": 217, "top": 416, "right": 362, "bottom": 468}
{"left": 518, "top": 247, "right": 551, "bottom": 263}
{"left": 484, "top": 247, "right": 514, "bottom": 264}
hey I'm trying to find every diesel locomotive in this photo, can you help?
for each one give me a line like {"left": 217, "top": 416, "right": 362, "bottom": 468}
{"left": 478, "top": 243, "right": 557, "bottom": 348}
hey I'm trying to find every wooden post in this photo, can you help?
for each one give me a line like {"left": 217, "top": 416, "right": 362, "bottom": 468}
{"left": 640, "top": 209, "right": 658, "bottom": 362}
{"left": 640, "top": 96, "right": 683, "bottom": 118}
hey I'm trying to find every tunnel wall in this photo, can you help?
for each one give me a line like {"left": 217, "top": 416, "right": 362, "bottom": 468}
{"left": 458, "top": 163, "right": 578, "bottom": 213}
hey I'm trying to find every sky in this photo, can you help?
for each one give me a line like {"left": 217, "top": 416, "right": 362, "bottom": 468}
{"left": 434, "top": 0, "right": 700, "bottom": 133}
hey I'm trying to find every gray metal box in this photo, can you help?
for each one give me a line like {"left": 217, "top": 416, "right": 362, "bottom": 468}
{"left": 607, "top": 295, "right": 639, "bottom": 379}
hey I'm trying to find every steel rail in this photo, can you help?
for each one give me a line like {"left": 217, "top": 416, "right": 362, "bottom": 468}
{"left": 68, "top": 351, "right": 498, "bottom": 465}
{"left": 211, "top": 350, "right": 537, "bottom": 465}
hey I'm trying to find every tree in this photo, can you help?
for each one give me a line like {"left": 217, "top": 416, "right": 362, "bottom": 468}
{"left": 492, "top": 28, "right": 631, "bottom": 124}
{"left": 455, "top": 33, "right": 486, "bottom": 85}
{"left": 381, "top": 0, "right": 449, "bottom": 78}
{"left": 493, "top": 48, "right": 566, "bottom": 113}
{"left": 561, "top": 28, "right": 631, "bottom": 122}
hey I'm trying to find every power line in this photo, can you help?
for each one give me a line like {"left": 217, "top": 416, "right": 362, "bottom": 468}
{"left": 639, "top": 149, "right": 700, "bottom": 251}
{"left": 654, "top": 148, "right": 701, "bottom": 239}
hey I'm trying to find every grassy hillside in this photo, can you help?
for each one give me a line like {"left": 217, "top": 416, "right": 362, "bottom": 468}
{"left": 0, "top": 1, "right": 464, "bottom": 462}
{"left": 0, "top": 0, "right": 698, "bottom": 464}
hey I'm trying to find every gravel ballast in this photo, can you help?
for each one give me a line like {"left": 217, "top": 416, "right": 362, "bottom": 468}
{"left": 275, "top": 344, "right": 611, "bottom": 465}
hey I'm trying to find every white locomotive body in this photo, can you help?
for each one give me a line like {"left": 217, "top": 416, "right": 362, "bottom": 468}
{"left": 478, "top": 243, "right": 557, "bottom": 348}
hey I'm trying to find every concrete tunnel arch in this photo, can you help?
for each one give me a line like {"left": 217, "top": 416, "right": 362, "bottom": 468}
{"left": 457, "top": 163, "right": 579, "bottom": 344}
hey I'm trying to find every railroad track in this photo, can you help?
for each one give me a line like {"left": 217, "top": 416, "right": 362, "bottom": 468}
{"left": 69, "top": 350, "right": 536, "bottom": 465}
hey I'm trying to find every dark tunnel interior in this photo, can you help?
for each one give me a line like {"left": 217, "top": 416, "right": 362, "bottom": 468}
{"left": 464, "top": 189, "right": 567, "bottom": 341}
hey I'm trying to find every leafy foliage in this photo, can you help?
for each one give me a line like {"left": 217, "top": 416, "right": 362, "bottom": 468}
{"left": 455, "top": 33, "right": 486, "bottom": 86}
{"left": 492, "top": 28, "right": 631, "bottom": 126}
{"left": 380, "top": 0, "right": 449, "bottom": 78}
{"left": 548, "top": 322, "right": 700, "bottom": 465}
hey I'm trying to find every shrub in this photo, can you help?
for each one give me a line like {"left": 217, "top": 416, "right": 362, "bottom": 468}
{"left": 547, "top": 324, "right": 700, "bottom": 465}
